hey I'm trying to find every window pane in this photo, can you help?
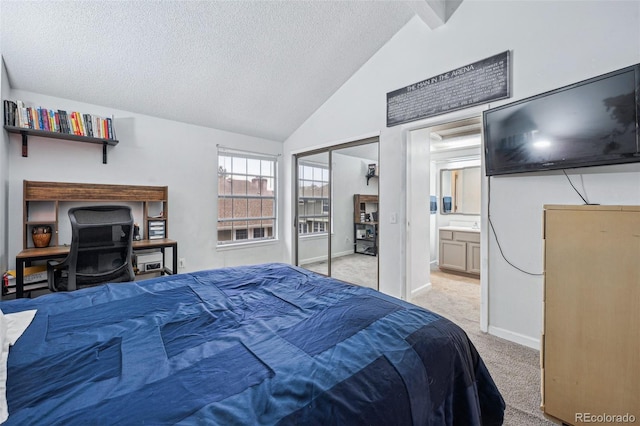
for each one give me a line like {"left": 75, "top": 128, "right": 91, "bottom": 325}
{"left": 303, "top": 182, "right": 314, "bottom": 198}
{"left": 261, "top": 219, "right": 274, "bottom": 236}
{"left": 233, "top": 198, "right": 248, "bottom": 218}
{"left": 250, "top": 178, "right": 262, "bottom": 195}
{"left": 262, "top": 199, "right": 274, "bottom": 217}
{"left": 302, "top": 166, "right": 313, "bottom": 180}
{"left": 219, "top": 156, "right": 232, "bottom": 174}
{"left": 247, "top": 158, "right": 261, "bottom": 176}
{"left": 232, "top": 157, "right": 246, "bottom": 174}
{"left": 248, "top": 198, "right": 261, "bottom": 218}
{"left": 233, "top": 222, "right": 248, "bottom": 240}
{"left": 218, "top": 175, "right": 231, "bottom": 196}
{"left": 218, "top": 197, "right": 231, "bottom": 220}
{"left": 264, "top": 177, "right": 274, "bottom": 194}
{"left": 218, "top": 229, "right": 232, "bottom": 243}
{"left": 231, "top": 175, "right": 248, "bottom": 195}
{"left": 262, "top": 160, "right": 274, "bottom": 177}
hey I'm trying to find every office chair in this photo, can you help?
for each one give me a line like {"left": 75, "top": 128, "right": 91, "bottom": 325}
{"left": 47, "top": 205, "right": 135, "bottom": 292}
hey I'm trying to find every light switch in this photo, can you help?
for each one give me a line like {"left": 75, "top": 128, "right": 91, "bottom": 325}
{"left": 390, "top": 212, "right": 397, "bottom": 224}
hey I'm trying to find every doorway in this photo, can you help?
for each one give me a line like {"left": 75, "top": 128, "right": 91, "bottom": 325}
{"left": 406, "top": 115, "right": 485, "bottom": 325}
{"left": 294, "top": 138, "right": 379, "bottom": 290}
{"left": 429, "top": 117, "right": 482, "bottom": 272}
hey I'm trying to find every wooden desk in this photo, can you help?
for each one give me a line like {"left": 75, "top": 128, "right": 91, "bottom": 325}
{"left": 14, "top": 239, "right": 178, "bottom": 298}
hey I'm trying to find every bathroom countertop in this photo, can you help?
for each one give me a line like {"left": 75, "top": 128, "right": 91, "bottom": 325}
{"left": 439, "top": 225, "right": 480, "bottom": 233}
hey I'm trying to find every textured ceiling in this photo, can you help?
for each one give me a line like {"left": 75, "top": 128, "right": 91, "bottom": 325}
{"left": 1, "top": 1, "right": 452, "bottom": 142}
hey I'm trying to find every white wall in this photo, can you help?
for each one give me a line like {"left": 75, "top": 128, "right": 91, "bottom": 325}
{"left": 333, "top": 153, "right": 378, "bottom": 255}
{"left": 6, "top": 90, "right": 287, "bottom": 273}
{"left": 284, "top": 1, "right": 640, "bottom": 347}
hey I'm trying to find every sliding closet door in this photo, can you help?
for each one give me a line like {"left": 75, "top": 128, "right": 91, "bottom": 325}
{"left": 294, "top": 138, "right": 379, "bottom": 290}
{"left": 295, "top": 152, "right": 330, "bottom": 275}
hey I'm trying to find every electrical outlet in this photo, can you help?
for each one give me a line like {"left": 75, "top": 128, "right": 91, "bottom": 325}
{"left": 179, "top": 258, "right": 186, "bottom": 269}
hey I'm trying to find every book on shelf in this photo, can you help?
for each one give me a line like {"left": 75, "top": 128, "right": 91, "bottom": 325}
{"left": 3, "top": 100, "right": 17, "bottom": 127}
{"left": 3, "top": 99, "right": 116, "bottom": 140}
{"left": 83, "top": 114, "right": 93, "bottom": 137}
{"left": 29, "top": 107, "right": 38, "bottom": 129}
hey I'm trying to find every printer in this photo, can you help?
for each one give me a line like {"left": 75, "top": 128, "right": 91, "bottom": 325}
{"left": 134, "top": 250, "right": 163, "bottom": 273}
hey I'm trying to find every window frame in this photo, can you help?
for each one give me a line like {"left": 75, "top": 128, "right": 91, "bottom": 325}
{"left": 217, "top": 148, "right": 278, "bottom": 246}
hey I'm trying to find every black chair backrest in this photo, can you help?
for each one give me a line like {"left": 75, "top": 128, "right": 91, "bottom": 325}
{"left": 50, "top": 205, "right": 134, "bottom": 291}
{"left": 72, "top": 205, "right": 133, "bottom": 276}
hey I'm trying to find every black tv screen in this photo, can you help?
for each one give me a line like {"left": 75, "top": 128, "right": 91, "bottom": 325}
{"left": 484, "top": 64, "right": 640, "bottom": 176}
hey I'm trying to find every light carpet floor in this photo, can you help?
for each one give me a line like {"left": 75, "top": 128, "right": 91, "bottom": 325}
{"left": 302, "top": 253, "right": 378, "bottom": 290}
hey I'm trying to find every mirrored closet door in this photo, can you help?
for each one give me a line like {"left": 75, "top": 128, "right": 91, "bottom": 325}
{"left": 295, "top": 138, "right": 379, "bottom": 290}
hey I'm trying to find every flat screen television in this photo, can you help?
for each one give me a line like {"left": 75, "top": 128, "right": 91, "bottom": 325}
{"left": 483, "top": 64, "right": 640, "bottom": 176}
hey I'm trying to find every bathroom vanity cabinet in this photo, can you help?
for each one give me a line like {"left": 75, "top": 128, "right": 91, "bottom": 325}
{"left": 438, "top": 227, "right": 480, "bottom": 276}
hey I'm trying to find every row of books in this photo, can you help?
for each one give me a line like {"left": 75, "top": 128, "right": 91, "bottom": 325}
{"left": 3, "top": 100, "right": 115, "bottom": 140}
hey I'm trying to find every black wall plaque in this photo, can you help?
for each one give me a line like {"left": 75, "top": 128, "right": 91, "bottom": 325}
{"left": 387, "top": 51, "right": 511, "bottom": 127}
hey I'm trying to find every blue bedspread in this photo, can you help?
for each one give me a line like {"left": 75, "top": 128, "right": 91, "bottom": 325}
{"left": 1, "top": 263, "right": 504, "bottom": 425}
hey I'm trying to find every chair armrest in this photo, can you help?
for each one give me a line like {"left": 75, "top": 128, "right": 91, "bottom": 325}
{"left": 47, "top": 259, "right": 67, "bottom": 292}
{"left": 47, "top": 259, "right": 62, "bottom": 268}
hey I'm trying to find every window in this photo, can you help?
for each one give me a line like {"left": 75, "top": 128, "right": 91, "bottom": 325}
{"left": 217, "top": 149, "right": 277, "bottom": 245}
{"left": 297, "top": 161, "right": 329, "bottom": 236}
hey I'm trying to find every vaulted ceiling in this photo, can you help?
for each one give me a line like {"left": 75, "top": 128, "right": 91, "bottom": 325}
{"left": 1, "top": 1, "right": 461, "bottom": 142}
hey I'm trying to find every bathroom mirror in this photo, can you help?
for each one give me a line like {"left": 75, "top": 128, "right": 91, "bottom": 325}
{"left": 440, "top": 166, "right": 481, "bottom": 215}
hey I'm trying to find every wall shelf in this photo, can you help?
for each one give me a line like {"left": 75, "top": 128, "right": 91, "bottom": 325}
{"left": 353, "top": 194, "right": 378, "bottom": 256}
{"left": 4, "top": 125, "right": 118, "bottom": 164}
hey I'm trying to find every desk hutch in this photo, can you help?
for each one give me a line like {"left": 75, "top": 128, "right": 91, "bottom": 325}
{"left": 13, "top": 180, "right": 177, "bottom": 298}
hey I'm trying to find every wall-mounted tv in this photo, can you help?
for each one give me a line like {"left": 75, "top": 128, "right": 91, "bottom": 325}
{"left": 483, "top": 64, "right": 639, "bottom": 176}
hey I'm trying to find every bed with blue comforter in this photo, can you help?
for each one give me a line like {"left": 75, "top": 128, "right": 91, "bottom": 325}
{"left": 1, "top": 263, "right": 504, "bottom": 425}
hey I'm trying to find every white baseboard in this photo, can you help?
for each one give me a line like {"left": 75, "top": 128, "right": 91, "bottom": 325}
{"left": 299, "top": 250, "right": 354, "bottom": 266}
{"left": 410, "top": 282, "right": 432, "bottom": 298}
{"left": 488, "top": 325, "right": 540, "bottom": 351}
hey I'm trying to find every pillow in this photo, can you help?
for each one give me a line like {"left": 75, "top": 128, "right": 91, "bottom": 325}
{"left": 0, "top": 309, "right": 37, "bottom": 423}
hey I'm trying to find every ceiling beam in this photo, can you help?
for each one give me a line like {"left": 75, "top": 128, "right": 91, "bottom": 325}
{"left": 410, "top": 0, "right": 464, "bottom": 30}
